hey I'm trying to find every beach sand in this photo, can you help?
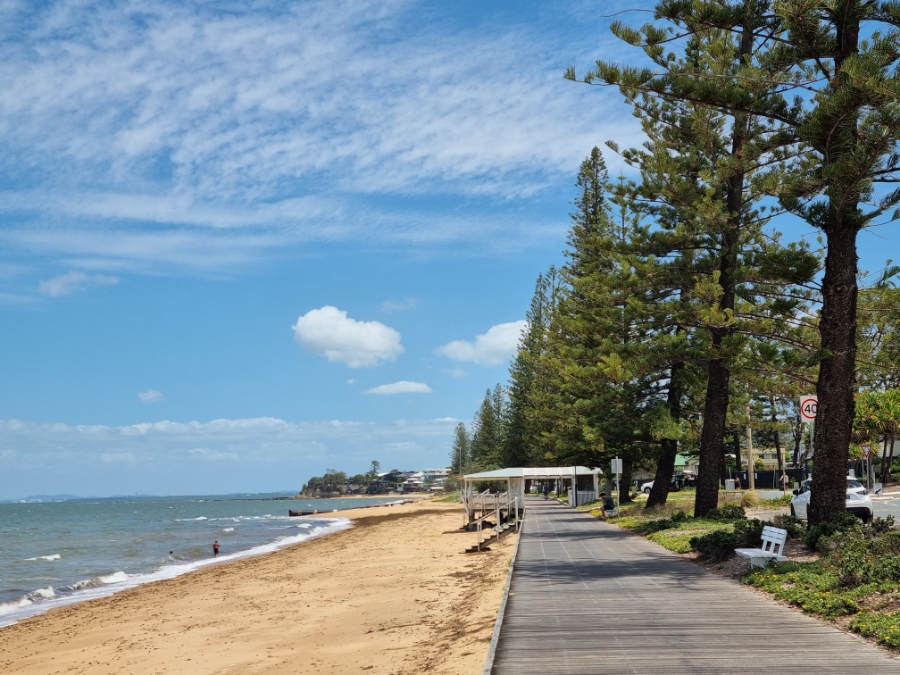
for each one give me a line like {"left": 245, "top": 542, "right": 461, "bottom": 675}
{"left": 0, "top": 500, "right": 515, "bottom": 675}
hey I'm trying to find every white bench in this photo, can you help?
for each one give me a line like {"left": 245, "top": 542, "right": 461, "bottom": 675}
{"left": 735, "top": 526, "right": 787, "bottom": 569}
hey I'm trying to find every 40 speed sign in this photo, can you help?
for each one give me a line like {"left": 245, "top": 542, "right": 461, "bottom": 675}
{"left": 799, "top": 395, "right": 818, "bottom": 423}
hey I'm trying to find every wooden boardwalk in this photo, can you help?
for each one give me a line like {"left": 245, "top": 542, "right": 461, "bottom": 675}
{"left": 490, "top": 498, "right": 900, "bottom": 674}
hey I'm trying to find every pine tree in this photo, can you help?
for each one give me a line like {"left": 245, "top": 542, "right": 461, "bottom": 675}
{"left": 504, "top": 270, "right": 558, "bottom": 467}
{"left": 530, "top": 149, "right": 664, "bottom": 501}
{"left": 470, "top": 387, "right": 506, "bottom": 469}
{"left": 589, "top": 0, "right": 900, "bottom": 523}
{"left": 449, "top": 423, "right": 470, "bottom": 476}
{"left": 571, "top": 9, "right": 820, "bottom": 516}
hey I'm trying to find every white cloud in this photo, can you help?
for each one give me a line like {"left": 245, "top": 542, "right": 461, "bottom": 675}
{"left": 188, "top": 447, "right": 238, "bottom": 461}
{"left": 347, "top": 379, "right": 358, "bottom": 385}
{"left": 435, "top": 321, "right": 526, "bottom": 366}
{"left": 434, "top": 417, "right": 459, "bottom": 423}
{"left": 292, "top": 306, "right": 403, "bottom": 368}
{"left": 381, "top": 297, "right": 419, "bottom": 312}
{"left": 365, "top": 381, "right": 432, "bottom": 395}
{"left": 38, "top": 271, "right": 119, "bottom": 297}
{"left": 443, "top": 367, "right": 468, "bottom": 379}
{"left": 138, "top": 389, "right": 165, "bottom": 404}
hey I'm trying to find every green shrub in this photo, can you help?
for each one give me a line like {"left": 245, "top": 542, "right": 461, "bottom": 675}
{"left": 872, "top": 515, "right": 897, "bottom": 537}
{"left": 706, "top": 504, "right": 746, "bottom": 521}
{"left": 633, "top": 511, "right": 692, "bottom": 534}
{"left": 647, "top": 530, "right": 695, "bottom": 553}
{"left": 762, "top": 494, "right": 793, "bottom": 507}
{"left": 773, "top": 514, "right": 805, "bottom": 539}
{"left": 734, "top": 518, "right": 765, "bottom": 548}
{"left": 803, "top": 513, "right": 860, "bottom": 550}
{"left": 777, "top": 586, "right": 859, "bottom": 618}
{"left": 690, "top": 518, "right": 765, "bottom": 558}
{"left": 850, "top": 611, "right": 900, "bottom": 647}
{"left": 690, "top": 529, "right": 740, "bottom": 559}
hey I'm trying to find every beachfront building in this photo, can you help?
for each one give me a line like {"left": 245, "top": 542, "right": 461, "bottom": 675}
{"left": 399, "top": 472, "right": 425, "bottom": 492}
{"left": 460, "top": 466, "right": 603, "bottom": 527}
{"left": 423, "top": 467, "right": 451, "bottom": 484}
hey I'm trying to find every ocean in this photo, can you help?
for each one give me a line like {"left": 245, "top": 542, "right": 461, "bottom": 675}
{"left": 0, "top": 494, "right": 401, "bottom": 627}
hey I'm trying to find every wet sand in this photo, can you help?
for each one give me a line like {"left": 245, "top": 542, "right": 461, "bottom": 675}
{"left": 0, "top": 500, "right": 515, "bottom": 675}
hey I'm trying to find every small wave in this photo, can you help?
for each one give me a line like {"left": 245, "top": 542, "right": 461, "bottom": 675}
{"left": 24, "top": 554, "right": 61, "bottom": 561}
{"left": 222, "top": 527, "right": 235, "bottom": 533}
{"left": 63, "top": 571, "right": 129, "bottom": 593}
{"left": 0, "top": 597, "right": 33, "bottom": 617}
{"left": 99, "top": 571, "right": 129, "bottom": 584}
{"left": 29, "top": 587, "right": 55, "bottom": 600}
{"left": 193, "top": 516, "right": 208, "bottom": 521}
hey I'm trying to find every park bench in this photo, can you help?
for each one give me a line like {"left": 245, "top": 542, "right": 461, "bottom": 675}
{"left": 735, "top": 526, "right": 787, "bottom": 569}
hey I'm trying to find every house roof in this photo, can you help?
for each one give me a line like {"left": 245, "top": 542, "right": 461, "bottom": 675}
{"left": 463, "top": 466, "right": 603, "bottom": 480}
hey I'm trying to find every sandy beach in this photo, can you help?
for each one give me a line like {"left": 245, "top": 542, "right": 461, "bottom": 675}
{"left": 0, "top": 500, "right": 515, "bottom": 675}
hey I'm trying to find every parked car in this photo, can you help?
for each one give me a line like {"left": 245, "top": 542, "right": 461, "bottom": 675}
{"left": 641, "top": 473, "right": 693, "bottom": 494}
{"left": 796, "top": 477, "right": 868, "bottom": 496}
{"left": 790, "top": 478, "right": 873, "bottom": 523}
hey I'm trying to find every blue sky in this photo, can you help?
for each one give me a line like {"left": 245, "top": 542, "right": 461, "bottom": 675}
{"left": 0, "top": 0, "right": 895, "bottom": 498}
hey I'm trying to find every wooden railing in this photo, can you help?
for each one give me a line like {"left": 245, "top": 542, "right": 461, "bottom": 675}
{"left": 470, "top": 494, "right": 520, "bottom": 552}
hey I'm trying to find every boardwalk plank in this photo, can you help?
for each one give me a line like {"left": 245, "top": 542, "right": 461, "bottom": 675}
{"left": 489, "top": 498, "right": 900, "bottom": 674}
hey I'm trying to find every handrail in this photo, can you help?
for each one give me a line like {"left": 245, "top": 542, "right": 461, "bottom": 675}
{"left": 475, "top": 494, "right": 520, "bottom": 551}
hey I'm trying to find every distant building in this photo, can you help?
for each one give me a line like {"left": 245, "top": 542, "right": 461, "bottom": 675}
{"left": 423, "top": 468, "right": 451, "bottom": 484}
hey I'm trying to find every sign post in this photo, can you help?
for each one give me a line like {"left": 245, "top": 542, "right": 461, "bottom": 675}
{"left": 611, "top": 457, "right": 623, "bottom": 512}
{"left": 799, "top": 395, "right": 818, "bottom": 479}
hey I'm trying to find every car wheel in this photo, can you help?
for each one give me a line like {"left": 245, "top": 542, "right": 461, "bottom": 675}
{"left": 790, "top": 505, "right": 796, "bottom": 518}
{"left": 860, "top": 513, "right": 871, "bottom": 524}
{"left": 643, "top": 487, "right": 651, "bottom": 494}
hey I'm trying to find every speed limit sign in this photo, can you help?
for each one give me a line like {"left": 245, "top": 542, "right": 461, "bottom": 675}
{"left": 799, "top": 395, "right": 818, "bottom": 422}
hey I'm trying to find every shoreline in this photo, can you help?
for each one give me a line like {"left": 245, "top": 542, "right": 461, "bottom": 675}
{"left": 0, "top": 517, "right": 354, "bottom": 628}
{"left": 0, "top": 499, "right": 514, "bottom": 675}
{"left": 0, "top": 495, "right": 420, "bottom": 627}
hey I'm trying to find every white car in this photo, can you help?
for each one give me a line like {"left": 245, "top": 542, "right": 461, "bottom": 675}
{"left": 790, "top": 478, "right": 873, "bottom": 523}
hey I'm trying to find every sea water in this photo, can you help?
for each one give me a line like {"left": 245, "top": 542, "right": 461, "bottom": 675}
{"left": 0, "top": 494, "right": 400, "bottom": 626}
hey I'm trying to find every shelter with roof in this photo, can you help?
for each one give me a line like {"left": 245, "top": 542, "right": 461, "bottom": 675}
{"left": 461, "top": 466, "right": 603, "bottom": 527}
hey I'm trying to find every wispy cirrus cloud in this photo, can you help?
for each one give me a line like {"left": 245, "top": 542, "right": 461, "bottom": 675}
{"left": 38, "top": 271, "right": 119, "bottom": 297}
{"left": 0, "top": 0, "right": 633, "bottom": 277}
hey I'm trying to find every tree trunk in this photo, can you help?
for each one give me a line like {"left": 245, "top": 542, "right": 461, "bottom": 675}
{"left": 648, "top": 439, "right": 677, "bottom": 509}
{"left": 809, "top": 224, "right": 860, "bottom": 524}
{"left": 772, "top": 397, "right": 783, "bottom": 475}
{"left": 647, "top": 361, "right": 684, "bottom": 509}
{"left": 693, "top": 18, "right": 750, "bottom": 517}
{"left": 733, "top": 430, "right": 743, "bottom": 474}
{"left": 695, "top": 357, "right": 732, "bottom": 516}
{"left": 881, "top": 437, "right": 891, "bottom": 483}
{"left": 620, "top": 458, "right": 634, "bottom": 503}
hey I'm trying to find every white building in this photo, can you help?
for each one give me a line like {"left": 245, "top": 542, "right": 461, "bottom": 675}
{"left": 423, "top": 468, "right": 451, "bottom": 484}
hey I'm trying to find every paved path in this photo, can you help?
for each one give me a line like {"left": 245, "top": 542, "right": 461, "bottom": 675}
{"left": 490, "top": 498, "right": 900, "bottom": 674}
